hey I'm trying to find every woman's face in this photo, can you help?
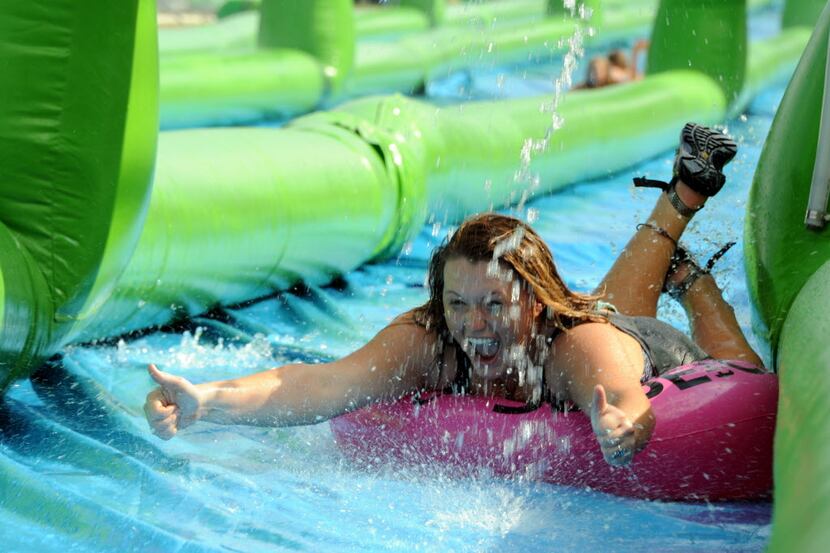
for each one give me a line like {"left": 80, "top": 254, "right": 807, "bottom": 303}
{"left": 442, "top": 257, "right": 543, "bottom": 378}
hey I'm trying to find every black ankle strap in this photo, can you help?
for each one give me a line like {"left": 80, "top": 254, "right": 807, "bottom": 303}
{"left": 667, "top": 241, "right": 737, "bottom": 301}
{"left": 667, "top": 186, "right": 701, "bottom": 219}
{"left": 703, "top": 241, "right": 737, "bottom": 272}
{"left": 633, "top": 176, "right": 670, "bottom": 191}
{"left": 633, "top": 176, "right": 700, "bottom": 218}
{"left": 636, "top": 223, "right": 677, "bottom": 247}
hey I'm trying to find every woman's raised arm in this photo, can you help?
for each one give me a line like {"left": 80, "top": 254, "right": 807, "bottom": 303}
{"left": 144, "top": 316, "right": 437, "bottom": 439}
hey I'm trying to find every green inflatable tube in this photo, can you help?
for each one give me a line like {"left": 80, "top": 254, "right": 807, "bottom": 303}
{"left": 158, "top": 6, "right": 430, "bottom": 56}
{"left": 75, "top": 68, "right": 725, "bottom": 340}
{"left": 328, "top": 71, "right": 725, "bottom": 220}
{"left": 769, "top": 262, "right": 830, "bottom": 552}
{"left": 160, "top": 50, "right": 324, "bottom": 129}
{"left": 161, "top": 4, "right": 656, "bottom": 128}
{"left": 74, "top": 125, "right": 413, "bottom": 341}
{"left": 259, "top": 0, "right": 355, "bottom": 94}
{"left": 0, "top": 0, "right": 158, "bottom": 390}
{"left": 733, "top": 26, "right": 812, "bottom": 115}
{"left": 745, "top": 2, "right": 830, "bottom": 350}
{"left": 648, "top": 0, "right": 746, "bottom": 105}
{"left": 157, "top": 0, "right": 551, "bottom": 57}
{"left": 744, "top": 1, "right": 830, "bottom": 549}
{"left": 354, "top": 6, "right": 430, "bottom": 37}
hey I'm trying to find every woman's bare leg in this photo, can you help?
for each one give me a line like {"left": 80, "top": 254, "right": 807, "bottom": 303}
{"left": 595, "top": 181, "right": 705, "bottom": 317}
{"left": 670, "top": 267, "right": 765, "bottom": 367}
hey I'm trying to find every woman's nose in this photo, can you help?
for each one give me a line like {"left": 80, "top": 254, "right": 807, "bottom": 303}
{"left": 465, "top": 307, "right": 488, "bottom": 331}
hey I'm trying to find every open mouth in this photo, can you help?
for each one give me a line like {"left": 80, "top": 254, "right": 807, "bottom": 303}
{"left": 466, "top": 337, "right": 501, "bottom": 364}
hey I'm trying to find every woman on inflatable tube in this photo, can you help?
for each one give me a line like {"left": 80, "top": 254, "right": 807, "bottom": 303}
{"left": 144, "top": 122, "right": 764, "bottom": 468}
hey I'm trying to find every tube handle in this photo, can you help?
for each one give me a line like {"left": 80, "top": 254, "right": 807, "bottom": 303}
{"left": 805, "top": 31, "right": 830, "bottom": 229}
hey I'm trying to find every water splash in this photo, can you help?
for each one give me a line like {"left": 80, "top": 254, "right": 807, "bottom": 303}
{"left": 514, "top": 2, "right": 591, "bottom": 221}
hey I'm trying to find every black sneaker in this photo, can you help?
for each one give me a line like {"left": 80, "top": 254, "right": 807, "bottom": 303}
{"left": 673, "top": 123, "right": 737, "bottom": 197}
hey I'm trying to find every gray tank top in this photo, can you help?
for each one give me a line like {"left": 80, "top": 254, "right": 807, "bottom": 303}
{"left": 606, "top": 312, "right": 708, "bottom": 377}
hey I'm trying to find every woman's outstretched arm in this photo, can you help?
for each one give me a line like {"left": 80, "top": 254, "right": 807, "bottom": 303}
{"left": 144, "top": 317, "right": 437, "bottom": 439}
{"left": 549, "top": 322, "right": 655, "bottom": 466}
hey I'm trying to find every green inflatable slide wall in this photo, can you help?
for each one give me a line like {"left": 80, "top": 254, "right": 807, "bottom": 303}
{"left": 745, "top": 0, "right": 830, "bottom": 549}
{"left": 0, "top": 1, "right": 825, "bottom": 548}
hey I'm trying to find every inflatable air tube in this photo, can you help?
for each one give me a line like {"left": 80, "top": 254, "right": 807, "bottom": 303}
{"left": 770, "top": 261, "right": 830, "bottom": 552}
{"left": 157, "top": 4, "right": 434, "bottom": 56}
{"left": 648, "top": 0, "right": 746, "bottom": 105}
{"left": 745, "top": 2, "right": 830, "bottom": 349}
{"left": 160, "top": 50, "right": 324, "bottom": 129}
{"left": 72, "top": 69, "right": 724, "bottom": 342}
{"left": 733, "top": 27, "right": 812, "bottom": 115}
{"left": 342, "top": 15, "right": 605, "bottom": 102}
{"left": 70, "top": 124, "right": 421, "bottom": 342}
{"left": 0, "top": 0, "right": 158, "bottom": 391}
{"left": 258, "top": 0, "right": 355, "bottom": 94}
{"left": 324, "top": 71, "right": 725, "bottom": 221}
{"left": 745, "top": 2, "right": 830, "bottom": 550}
{"left": 158, "top": 5, "right": 653, "bottom": 128}
{"left": 157, "top": 0, "right": 554, "bottom": 57}
{"left": 331, "top": 360, "right": 778, "bottom": 501}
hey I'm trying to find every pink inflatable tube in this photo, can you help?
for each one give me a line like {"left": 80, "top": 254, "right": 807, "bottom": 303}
{"left": 331, "top": 359, "right": 778, "bottom": 501}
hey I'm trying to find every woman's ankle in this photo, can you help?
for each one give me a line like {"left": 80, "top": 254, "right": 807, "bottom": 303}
{"left": 673, "top": 180, "right": 707, "bottom": 211}
{"left": 666, "top": 259, "right": 691, "bottom": 289}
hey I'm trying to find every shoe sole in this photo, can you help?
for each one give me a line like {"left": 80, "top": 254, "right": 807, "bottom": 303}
{"left": 678, "top": 123, "right": 737, "bottom": 175}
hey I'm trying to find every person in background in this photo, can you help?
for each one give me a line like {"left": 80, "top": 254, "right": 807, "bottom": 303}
{"left": 578, "top": 39, "right": 650, "bottom": 89}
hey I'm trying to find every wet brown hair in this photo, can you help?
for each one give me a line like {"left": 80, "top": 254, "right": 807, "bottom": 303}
{"left": 412, "top": 213, "right": 605, "bottom": 343}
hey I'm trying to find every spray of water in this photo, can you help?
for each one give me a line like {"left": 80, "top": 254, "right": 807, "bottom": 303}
{"left": 514, "top": 1, "right": 593, "bottom": 221}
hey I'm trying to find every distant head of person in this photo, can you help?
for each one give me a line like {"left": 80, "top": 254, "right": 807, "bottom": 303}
{"left": 584, "top": 50, "right": 632, "bottom": 88}
{"left": 579, "top": 40, "right": 649, "bottom": 89}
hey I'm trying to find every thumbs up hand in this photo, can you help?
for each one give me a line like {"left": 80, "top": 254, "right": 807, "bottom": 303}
{"left": 144, "top": 364, "right": 203, "bottom": 440}
{"left": 590, "top": 384, "right": 637, "bottom": 466}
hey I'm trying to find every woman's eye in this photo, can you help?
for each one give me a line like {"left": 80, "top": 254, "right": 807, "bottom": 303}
{"left": 487, "top": 301, "right": 503, "bottom": 314}
{"left": 448, "top": 299, "right": 465, "bottom": 308}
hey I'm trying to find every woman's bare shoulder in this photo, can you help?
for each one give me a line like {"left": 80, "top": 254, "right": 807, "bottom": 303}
{"left": 368, "top": 309, "right": 440, "bottom": 356}
{"left": 549, "top": 321, "right": 636, "bottom": 372}
{"left": 550, "top": 320, "right": 643, "bottom": 385}
{"left": 389, "top": 310, "right": 419, "bottom": 326}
